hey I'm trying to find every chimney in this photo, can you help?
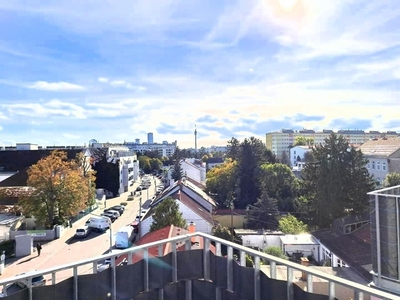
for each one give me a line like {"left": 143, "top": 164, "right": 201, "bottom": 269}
{"left": 188, "top": 221, "right": 196, "bottom": 243}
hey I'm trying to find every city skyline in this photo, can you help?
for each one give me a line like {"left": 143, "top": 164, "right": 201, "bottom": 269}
{"left": 0, "top": 1, "right": 400, "bottom": 148}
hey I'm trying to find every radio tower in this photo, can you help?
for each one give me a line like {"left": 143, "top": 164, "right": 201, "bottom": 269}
{"left": 194, "top": 125, "right": 197, "bottom": 154}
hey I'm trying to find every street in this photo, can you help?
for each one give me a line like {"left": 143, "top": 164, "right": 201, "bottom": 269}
{"left": 1, "top": 176, "right": 161, "bottom": 284}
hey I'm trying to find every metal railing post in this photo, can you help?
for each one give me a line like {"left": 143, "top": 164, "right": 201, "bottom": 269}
{"left": 254, "top": 256, "right": 260, "bottom": 300}
{"left": 227, "top": 246, "right": 233, "bottom": 292}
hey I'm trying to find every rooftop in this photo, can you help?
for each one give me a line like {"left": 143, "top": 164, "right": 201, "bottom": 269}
{"left": 358, "top": 138, "right": 400, "bottom": 157}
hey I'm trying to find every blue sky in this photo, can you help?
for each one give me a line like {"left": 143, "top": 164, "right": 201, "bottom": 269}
{"left": 1, "top": 0, "right": 400, "bottom": 148}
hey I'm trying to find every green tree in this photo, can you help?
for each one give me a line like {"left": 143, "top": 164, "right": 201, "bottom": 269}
{"left": 383, "top": 172, "right": 400, "bottom": 187}
{"left": 280, "top": 150, "right": 290, "bottom": 166}
{"left": 19, "top": 151, "right": 94, "bottom": 228}
{"left": 235, "top": 137, "right": 272, "bottom": 208}
{"left": 212, "top": 224, "right": 233, "bottom": 241}
{"left": 138, "top": 156, "right": 151, "bottom": 173}
{"left": 226, "top": 137, "right": 241, "bottom": 161}
{"left": 149, "top": 158, "right": 162, "bottom": 172}
{"left": 171, "top": 160, "right": 184, "bottom": 181}
{"left": 301, "top": 134, "right": 375, "bottom": 228}
{"left": 263, "top": 246, "right": 288, "bottom": 263}
{"left": 150, "top": 197, "right": 187, "bottom": 231}
{"left": 246, "top": 184, "right": 279, "bottom": 229}
{"left": 278, "top": 214, "right": 308, "bottom": 234}
{"left": 259, "top": 163, "right": 299, "bottom": 212}
{"left": 294, "top": 136, "right": 314, "bottom": 146}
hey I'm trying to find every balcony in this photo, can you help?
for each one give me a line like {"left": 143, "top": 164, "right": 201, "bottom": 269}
{"left": 0, "top": 232, "right": 398, "bottom": 300}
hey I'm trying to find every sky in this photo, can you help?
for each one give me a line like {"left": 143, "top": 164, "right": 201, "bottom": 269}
{"left": 1, "top": 0, "right": 400, "bottom": 149}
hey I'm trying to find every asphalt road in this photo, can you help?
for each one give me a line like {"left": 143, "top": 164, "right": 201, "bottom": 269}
{"left": 1, "top": 176, "right": 161, "bottom": 284}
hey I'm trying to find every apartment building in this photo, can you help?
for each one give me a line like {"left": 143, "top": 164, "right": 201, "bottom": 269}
{"left": 266, "top": 129, "right": 399, "bottom": 158}
{"left": 358, "top": 138, "right": 400, "bottom": 185}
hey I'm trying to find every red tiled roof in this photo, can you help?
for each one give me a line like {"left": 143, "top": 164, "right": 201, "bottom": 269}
{"left": 116, "top": 225, "right": 215, "bottom": 265}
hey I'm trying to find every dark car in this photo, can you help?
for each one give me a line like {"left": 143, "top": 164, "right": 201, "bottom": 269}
{"left": 110, "top": 205, "right": 125, "bottom": 215}
{"left": 136, "top": 186, "right": 142, "bottom": 191}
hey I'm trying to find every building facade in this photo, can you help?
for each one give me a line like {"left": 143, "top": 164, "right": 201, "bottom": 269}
{"left": 147, "top": 132, "right": 153, "bottom": 144}
{"left": 124, "top": 140, "right": 177, "bottom": 157}
{"left": 358, "top": 138, "right": 400, "bottom": 185}
{"left": 289, "top": 145, "right": 312, "bottom": 166}
{"left": 266, "top": 129, "right": 399, "bottom": 158}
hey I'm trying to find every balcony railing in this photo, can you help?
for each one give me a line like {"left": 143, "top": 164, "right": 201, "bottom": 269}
{"left": 0, "top": 232, "right": 399, "bottom": 300}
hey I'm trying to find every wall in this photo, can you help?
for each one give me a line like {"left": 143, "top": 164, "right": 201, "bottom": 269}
{"left": 10, "top": 229, "right": 56, "bottom": 241}
{"left": 240, "top": 235, "right": 282, "bottom": 249}
{"left": 366, "top": 157, "right": 389, "bottom": 185}
{"left": 283, "top": 244, "right": 318, "bottom": 259}
{"left": 212, "top": 214, "right": 246, "bottom": 229}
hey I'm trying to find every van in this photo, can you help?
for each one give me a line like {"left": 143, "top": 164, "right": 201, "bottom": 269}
{"left": 115, "top": 226, "right": 135, "bottom": 249}
{"left": 87, "top": 216, "right": 111, "bottom": 232}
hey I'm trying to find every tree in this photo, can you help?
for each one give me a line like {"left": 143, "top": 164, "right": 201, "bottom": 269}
{"left": 138, "top": 156, "right": 151, "bottom": 173}
{"left": 205, "top": 159, "right": 236, "bottom": 207}
{"left": 19, "top": 150, "right": 94, "bottom": 228}
{"left": 212, "top": 224, "right": 233, "bottom": 241}
{"left": 226, "top": 137, "right": 241, "bottom": 161}
{"left": 171, "top": 160, "right": 184, "bottom": 181}
{"left": 383, "top": 172, "right": 400, "bottom": 187}
{"left": 149, "top": 158, "right": 162, "bottom": 172}
{"left": 301, "top": 134, "right": 375, "bottom": 228}
{"left": 294, "top": 136, "right": 314, "bottom": 146}
{"left": 150, "top": 197, "right": 187, "bottom": 231}
{"left": 280, "top": 150, "right": 290, "bottom": 166}
{"left": 259, "top": 163, "right": 299, "bottom": 212}
{"left": 235, "top": 137, "right": 272, "bottom": 208}
{"left": 278, "top": 214, "right": 308, "bottom": 234}
{"left": 246, "top": 183, "right": 279, "bottom": 229}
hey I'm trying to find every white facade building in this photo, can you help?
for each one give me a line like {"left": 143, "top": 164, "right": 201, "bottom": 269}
{"left": 289, "top": 146, "right": 312, "bottom": 166}
{"left": 124, "top": 141, "right": 177, "bottom": 157}
{"left": 89, "top": 143, "right": 139, "bottom": 195}
{"left": 139, "top": 179, "right": 216, "bottom": 238}
{"left": 16, "top": 143, "right": 39, "bottom": 150}
{"left": 358, "top": 138, "right": 400, "bottom": 186}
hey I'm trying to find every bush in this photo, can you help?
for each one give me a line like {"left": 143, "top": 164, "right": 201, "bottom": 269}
{"left": 263, "top": 246, "right": 288, "bottom": 264}
{"left": 120, "top": 202, "right": 128, "bottom": 206}
{"left": 0, "top": 240, "right": 15, "bottom": 258}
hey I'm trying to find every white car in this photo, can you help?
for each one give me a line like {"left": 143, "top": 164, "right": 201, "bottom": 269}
{"left": 0, "top": 271, "right": 46, "bottom": 297}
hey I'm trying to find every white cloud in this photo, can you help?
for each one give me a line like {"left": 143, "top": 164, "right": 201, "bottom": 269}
{"left": 62, "top": 133, "right": 80, "bottom": 139}
{"left": 98, "top": 77, "right": 109, "bottom": 83}
{"left": 28, "top": 81, "right": 86, "bottom": 91}
{"left": 3, "top": 99, "right": 87, "bottom": 119}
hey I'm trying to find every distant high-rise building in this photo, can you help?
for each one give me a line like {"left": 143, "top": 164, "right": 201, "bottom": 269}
{"left": 194, "top": 125, "right": 197, "bottom": 153}
{"left": 135, "top": 139, "right": 140, "bottom": 144}
{"left": 147, "top": 132, "right": 154, "bottom": 144}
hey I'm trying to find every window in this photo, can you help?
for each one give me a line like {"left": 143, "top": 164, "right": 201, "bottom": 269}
{"left": 372, "top": 161, "right": 375, "bottom": 169}
{"left": 377, "top": 162, "right": 380, "bottom": 170}
{"left": 383, "top": 162, "right": 386, "bottom": 171}
{"left": 367, "top": 162, "right": 370, "bottom": 169}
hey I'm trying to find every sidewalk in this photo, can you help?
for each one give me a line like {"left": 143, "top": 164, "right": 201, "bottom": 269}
{"left": 0, "top": 180, "right": 143, "bottom": 280}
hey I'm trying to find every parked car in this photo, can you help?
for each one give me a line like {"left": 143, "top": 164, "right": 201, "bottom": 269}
{"left": 136, "top": 186, "right": 142, "bottom": 191}
{"left": 75, "top": 226, "right": 91, "bottom": 238}
{"left": 110, "top": 205, "right": 125, "bottom": 215}
{"left": 101, "top": 212, "right": 117, "bottom": 222}
{"left": 1, "top": 271, "right": 47, "bottom": 297}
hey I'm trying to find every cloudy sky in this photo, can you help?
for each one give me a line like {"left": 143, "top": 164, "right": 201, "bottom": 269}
{"left": 0, "top": 0, "right": 400, "bottom": 149}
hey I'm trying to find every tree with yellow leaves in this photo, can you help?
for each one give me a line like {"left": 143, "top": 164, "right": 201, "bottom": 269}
{"left": 19, "top": 150, "right": 96, "bottom": 228}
